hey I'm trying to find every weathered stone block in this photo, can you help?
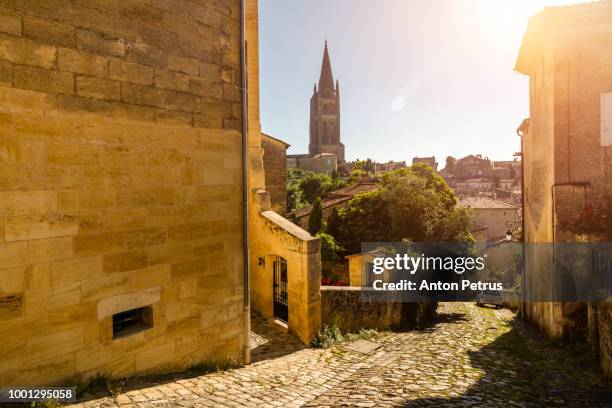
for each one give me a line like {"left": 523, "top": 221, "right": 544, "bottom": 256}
{"left": 109, "top": 59, "right": 153, "bottom": 85}
{"left": 171, "top": 257, "right": 207, "bottom": 281}
{"left": 59, "top": 95, "right": 111, "bottom": 115}
{"left": 155, "top": 69, "right": 190, "bottom": 92}
{"left": 24, "top": 263, "right": 52, "bottom": 290}
{"left": 4, "top": 213, "right": 79, "bottom": 242}
{"left": 148, "top": 242, "right": 192, "bottom": 266}
{"left": 0, "top": 59, "right": 11, "bottom": 86}
{"left": 0, "top": 164, "right": 21, "bottom": 189}
{"left": 164, "top": 90, "right": 200, "bottom": 113}
{"left": 125, "top": 228, "right": 166, "bottom": 249}
{"left": 25, "top": 283, "right": 81, "bottom": 315}
{"left": 76, "top": 76, "right": 121, "bottom": 101}
{"left": 47, "top": 143, "right": 100, "bottom": 165}
{"left": 131, "top": 265, "right": 171, "bottom": 289}
{"left": 0, "top": 36, "right": 55, "bottom": 68}
{"left": 190, "top": 78, "right": 223, "bottom": 99}
{"left": 168, "top": 54, "right": 199, "bottom": 76}
{"left": 0, "top": 10, "right": 21, "bottom": 36}
{"left": 156, "top": 109, "right": 192, "bottom": 127}
{"left": 52, "top": 256, "right": 103, "bottom": 284}
{"left": 27, "top": 236, "right": 73, "bottom": 263}
{"left": 58, "top": 48, "right": 108, "bottom": 78}
{"left": 0, "top": 294, "right": 24, "bottom": 320}
{"left": 13, "top": 66, "right": 73, "bottom": 95}
{"left": 26, "top": 327, "right": 84, "bottom": 363}
{"left": 127, "top": 42, "right": 167, "bottom": 68}
{"left": 24, "top": 16, "right": 75, "bottom": 48}
{"left": 77, "top": 28, "right": 126, "bottom": 57}
{"left": 0, "top": 190, "right": 57, "bottom": 216}
{"left": 82, "top": 273, "right": 130, "bottom": 301}
{"left": 74, "top": 231, "right": 124, "bottom": 256}
{"left": 102, "top": 250, "right": 148, "bottom": 273}
{"left": 121, "top": 82, "right": 165, "bottom": 108}
{"left": 0, "top": 266, "right": 25, "bottom": 293}
{"left": 110, "top": 102, "right": 156, "bottom": 122}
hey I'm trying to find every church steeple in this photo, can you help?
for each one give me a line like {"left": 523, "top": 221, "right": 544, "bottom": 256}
{"left": 318, "top": 40, "right": 335, "bottom": 96}
{"left": 309, "top": 40, "right": 345, "bottom": 163}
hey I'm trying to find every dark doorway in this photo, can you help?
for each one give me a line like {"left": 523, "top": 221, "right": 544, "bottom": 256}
{"left": 273, "top": 256, "right": 288, "bottom": 323}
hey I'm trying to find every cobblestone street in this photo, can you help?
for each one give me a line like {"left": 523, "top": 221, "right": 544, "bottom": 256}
{"left": 70, "top": 303, "right": 611, "bottom": 407}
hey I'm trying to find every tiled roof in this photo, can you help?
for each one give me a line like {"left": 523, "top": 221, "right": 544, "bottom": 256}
{"left": 459, "top": 196, "right": 517, "bottom": 209}
{"left": 294, "top": 183, "right": 380, "bottom": 218}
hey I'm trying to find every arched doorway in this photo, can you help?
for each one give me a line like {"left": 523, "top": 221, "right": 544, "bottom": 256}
{"left": 273, "top": 256, "right": 288, "bottom": 323}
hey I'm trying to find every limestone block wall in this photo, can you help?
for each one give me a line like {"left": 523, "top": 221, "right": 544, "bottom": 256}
{"left": 320, "top": 287, "right": 402, "bottom": 333}
{"left": 0, "top": 0, "right": 247, "bottom": 386}
{"left": 261, "top": 136, "right": 287, "bottom": 214}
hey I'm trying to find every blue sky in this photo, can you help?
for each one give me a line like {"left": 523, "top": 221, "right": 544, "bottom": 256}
{"left": 258, "top": 0, "right": 586, "bottom": 164}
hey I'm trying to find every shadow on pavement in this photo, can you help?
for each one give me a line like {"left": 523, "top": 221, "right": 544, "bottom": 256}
{"left": 403, "top": 317, "right": 612, "bottom": 407}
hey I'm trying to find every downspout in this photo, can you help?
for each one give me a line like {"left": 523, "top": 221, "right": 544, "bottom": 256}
{"left": 516, "top": 126, "right": 526, "bottom": 317}
{"left": 239, "top": 0, "right": 251, "bottom": 365}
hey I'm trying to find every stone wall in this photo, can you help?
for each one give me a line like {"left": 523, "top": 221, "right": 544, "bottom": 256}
{"left": 261, "top": 134, "right": 287, "bottom": 214}
{"left": 321, "top": 287, "right": 401, "bottom": 333}
{"left": 0, "top": 0, "right": 247, "bottom": 386}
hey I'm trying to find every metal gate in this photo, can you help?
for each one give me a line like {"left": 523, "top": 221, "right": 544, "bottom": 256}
{"left": 273, "top": 256, "right": 288, "bottom": 323}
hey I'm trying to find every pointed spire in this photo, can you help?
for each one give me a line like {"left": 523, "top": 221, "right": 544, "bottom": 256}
{"left": 318, "top": 40, "right": 335, "bottom": 96}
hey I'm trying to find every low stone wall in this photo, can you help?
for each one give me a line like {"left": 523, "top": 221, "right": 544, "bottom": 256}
{"left": 320, "top": 287, "right": 401, "bottom": 332}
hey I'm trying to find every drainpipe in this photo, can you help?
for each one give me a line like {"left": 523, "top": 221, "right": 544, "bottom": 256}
{"left": 239, "top": 0, "right": 251, "bottom": 365}
{"left": 516, "top": 125, "right": 526, "bottom": 317}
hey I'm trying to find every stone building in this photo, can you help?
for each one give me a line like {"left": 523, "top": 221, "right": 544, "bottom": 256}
{"left": 261, "top": 133, "right": 289, "bottom": 213}
{"left": 455, "top": 154, "right": 494, "bottom": 179}
{"left": 0, "top": 0, "right": 321, "bottom": 387}
{"left": 309, "top": 41, "right": 344, "bottom": 163}
{"left": 515, "top": 1, "right": 612, "bottom": 376}
{"left": 286, "top": 152, "right": 337, "bottom": 175}
{"left": 458, "top": 196, "right": 520, "bottom": 241}
{"left": 412, "top": 156, "right": 437, "bottom": 172}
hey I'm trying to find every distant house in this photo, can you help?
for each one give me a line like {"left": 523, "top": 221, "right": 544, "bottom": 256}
{"left": 455, "top": 154, "right": 494, "bottom": 179}
{"left": 499, "top": 179, "right": 515, "bottom": 190}
{"left": 287, "top": 152, "right": 337, "bottom": 175}
{"left": 412, "top": 156, "right": 438, "bottom": 171}
{"left": 458, "top": 196, "right": 520, "bottom": 241}
{"left": 293, "top": 182, "right": 380, "bottom": 229}
{"left": 378, "top": 160, "right": 407, "bottom": 172}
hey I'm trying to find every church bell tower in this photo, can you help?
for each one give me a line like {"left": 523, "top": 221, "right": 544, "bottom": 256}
{"left": 309, "top": 41, "right": 345, "bottom": 162}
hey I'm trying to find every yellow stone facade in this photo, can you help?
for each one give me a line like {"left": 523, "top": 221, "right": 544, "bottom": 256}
{"left": 244, "top": 1, "right": 322, "bottom": 345}
{"left": 0, "top": 0, "right": 249, "bottom": 386}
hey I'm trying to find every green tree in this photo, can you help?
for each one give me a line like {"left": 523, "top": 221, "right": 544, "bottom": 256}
{"left": 335, "top": 164, "right": 473, "bottom": 253}
{"left": 326, "top": 206, "right": 341, "bottom": 239}
{"left": 316, "top": 232, "right": 342, "bottom": 262}
{"left": 308, "top": 197, "right": 323, "bottom": 235}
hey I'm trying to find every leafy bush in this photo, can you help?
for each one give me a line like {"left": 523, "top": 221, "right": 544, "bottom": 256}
{"left": 316, "top": 232, "right": 342, "bottom": 262}
{"left": 311, "top": 322, "right": 344, "bottom": 348}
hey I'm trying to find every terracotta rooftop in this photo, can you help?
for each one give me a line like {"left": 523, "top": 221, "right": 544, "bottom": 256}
{"left": 459, "top": 196, "right": 517, "bottom": 209}
{"left": 294, "top": 183, "right": 380, "bottom": 218}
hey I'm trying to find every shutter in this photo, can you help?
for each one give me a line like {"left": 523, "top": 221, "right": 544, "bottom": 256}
{"left": 603, "top": 92, "right": 612, "bottom": 146}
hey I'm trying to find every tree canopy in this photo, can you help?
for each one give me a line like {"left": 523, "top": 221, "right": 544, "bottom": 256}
{"left": 332, "top": 164, "right": 473, "bottom": 253}
{"left": 287, "top": 169, "right": 346, "bottom": 212}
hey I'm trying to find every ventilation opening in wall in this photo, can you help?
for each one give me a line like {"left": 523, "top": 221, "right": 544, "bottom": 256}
{"left": 112, "top": 306, "right": 153, "bottom": 339}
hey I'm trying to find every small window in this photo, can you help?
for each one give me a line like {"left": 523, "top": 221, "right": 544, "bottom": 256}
{"left": 112, "top": 306, "right": 153, "bottom": 339}
{"left": 602, "top": 92, "right": 612, "bottom": 146}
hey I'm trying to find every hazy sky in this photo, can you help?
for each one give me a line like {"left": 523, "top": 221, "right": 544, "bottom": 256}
{"left": 258, "top": 0, "right": 587, "bottom": 164}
